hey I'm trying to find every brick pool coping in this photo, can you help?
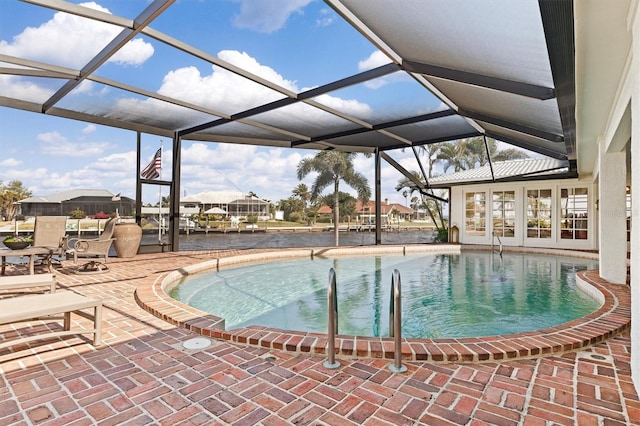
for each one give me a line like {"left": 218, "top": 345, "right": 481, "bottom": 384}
{"left": 134, "top": 245, "right": 631, "bottom": 363}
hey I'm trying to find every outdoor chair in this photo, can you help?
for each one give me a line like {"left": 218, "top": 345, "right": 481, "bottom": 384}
{"left": 32, "top": 216, "right": 69, "bottom": 272}
{"left": 66, "top": 217, "right": 116, "bottom": 274}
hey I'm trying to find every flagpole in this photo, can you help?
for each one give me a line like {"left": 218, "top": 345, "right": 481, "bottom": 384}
{"left": 158, "top": 140, "right": 163, "bottom": 243}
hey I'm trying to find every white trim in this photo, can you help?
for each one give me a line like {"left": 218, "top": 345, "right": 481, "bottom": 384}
{"left": 452, "top": 179, "right": 597, "bottom": 251}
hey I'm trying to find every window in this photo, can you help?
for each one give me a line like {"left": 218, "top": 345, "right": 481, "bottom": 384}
{"left": 527, "top": 189, "right": 552, "bottom": 238}
{"left": 492, "top": 191, "right": 515, "bottom": 237}
{"left": 560, "top": 187, "right": 588, "bottom": 240}
{"left": 465, "top": 192, "right": 486, "bottom": 236}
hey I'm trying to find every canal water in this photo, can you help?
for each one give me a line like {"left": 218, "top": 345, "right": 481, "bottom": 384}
{"left": 142, "top": 229, "right": 436, "bottom": 251}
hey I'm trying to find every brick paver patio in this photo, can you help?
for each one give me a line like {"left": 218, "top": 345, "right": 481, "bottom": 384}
{"left": 1, "top": 248, "right": 638, "bottom": 425}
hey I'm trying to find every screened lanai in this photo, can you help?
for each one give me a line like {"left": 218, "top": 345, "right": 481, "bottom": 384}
{"left": 1, "top": 0, "right": 577, "bottom": 245}
{"left": 1, "top": 0, "right": 639, "bottom": 397}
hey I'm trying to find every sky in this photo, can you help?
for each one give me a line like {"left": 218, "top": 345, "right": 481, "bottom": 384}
{"left": 0, "top": 0, "right": 461, "bottom": 206}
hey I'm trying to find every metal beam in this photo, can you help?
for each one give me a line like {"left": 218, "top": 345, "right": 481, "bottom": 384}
{"left": 298, "top": 63, "right": 400, "bottom": 100}
{"left": 375, "top": 149, "right": 381, "bottom": 245}
{"left": 0, "top": 67, "right": 74, "bottom": 79}
{"left": 411, "top": 146, "right": 431, "bottom": 188}
{"left": 538, "top": 0, "right": 577, "bottom": 161}
{"left": 179, "top": 63, "right": 399, "bottom": 137}
{"left": 483, "top": 135, "right": 496, "bottom": 181}
{"left": 170, "top": 135, "right": 181, "bottom": 250}
{"left": 459, "top": 109, "right": 564, "bottom": 142}
{"left": 402, "top": 132, "right": 482, "bottom": 150}
{"left": 484, "top": 131, "right": 567, "bottom": 160}
{"left": 403, "top": 59, "right": 556, "bottom": 100}
{"left": 381, "top": 152, "right": 449, "bottom": 203}
{"left": 291, "top": 109, "right": 457, "bottom": 148}
{"left": 41, "top": 0, "right": 174, "bottom": 112}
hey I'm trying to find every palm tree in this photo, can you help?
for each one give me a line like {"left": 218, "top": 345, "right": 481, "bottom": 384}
{"left": 437, "top": 137, "right": 529, "bottom": 172}
{"left": 436, "top": 142, "right": 472, "bottom": 172}
{"left": 395, "top": 172, "right": 446, "bottom": 231}
{"left": 297, "top": 151, "right": 371, "bottom": 246}
{"left": 419, "top": 142, "right": 444, "bottom": 178}
{"left": 292, "top": 183, "right": 310, "bottom": 202}
{"left": 493, "top": 147, "right": 529, "bottom": 162}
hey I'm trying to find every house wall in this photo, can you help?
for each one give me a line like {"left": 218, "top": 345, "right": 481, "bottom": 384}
{"left": 629, "top": 0, "right": 640, "bottom": 397}
{"left": 449, "top": 178, "right": 598, "bottom": 251}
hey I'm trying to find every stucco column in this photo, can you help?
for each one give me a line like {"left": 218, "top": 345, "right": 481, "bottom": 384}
{"left": 631, "top": 2, "right": 640, "bottom": 397}
{"left": 598, "top": 146, "right": 627, "bottom": 284}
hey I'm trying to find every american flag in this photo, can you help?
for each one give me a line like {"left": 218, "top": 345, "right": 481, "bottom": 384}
{"left": 141, "top": 148, "right": 162, "bottom": 179}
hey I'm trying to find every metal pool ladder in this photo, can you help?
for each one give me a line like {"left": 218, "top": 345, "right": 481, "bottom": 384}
{"left": 492, "top": 230, "right": 503, "bottom": 257}
{"left": 324, "top": 268, "right": 407, "bottom": 373}
{"left": 388, "top": 269, "right": 407, "bottom": 373}
{"left": 323, "top": 268, "right": 340, "bottom": 369}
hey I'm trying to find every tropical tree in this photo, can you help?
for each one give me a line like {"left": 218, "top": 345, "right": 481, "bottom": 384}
{"left": 437, "top": 136, "right": 529, "bottom": 172}
{"left": 277, "top": 184, "right": 312, "bottom": 222}
{"left": 493, "top": 147, "right": 529, "bottom": 162}
{"left": 0, "top": 180, "right": 32, "bottom": 220}
{"left": 297, "top": 151, "right": 371, "bottom": 246}
{"left": 320, "top": 191, "right": 357, "bottom": 222}
{"left": 292, "top": 183, "right": 310, "bottom": 203}
{"left": 436, "top": 141, "right": 473, "bottom": 173}
{"left": 277, "top": 196, "right": 305, "bottom": 222}
{"left": 418, "top": 142, "right": 444, "bottom": 178}
{"left": 395, "top": 172, "right": 446, "bottom": 233}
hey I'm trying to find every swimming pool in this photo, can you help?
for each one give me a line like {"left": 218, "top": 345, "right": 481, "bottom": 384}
{"left": 168, "top": 250, "right": 600, "bottom": 339}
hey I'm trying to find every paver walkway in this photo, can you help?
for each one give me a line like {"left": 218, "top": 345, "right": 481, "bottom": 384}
{"left": 0, "top": 249, "right": 638, "bottom": 425}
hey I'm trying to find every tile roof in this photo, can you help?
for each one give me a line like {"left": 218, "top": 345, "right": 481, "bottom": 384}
{"left": 19, "top": 189, "right": 117, "bottom": 203}
{"left": 428, "top": 157, "right": 569, "bottom": 186}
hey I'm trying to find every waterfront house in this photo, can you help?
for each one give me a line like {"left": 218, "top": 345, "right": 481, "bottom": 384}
{"left": 17, "top": 189, "right": 134, "bottom": 218}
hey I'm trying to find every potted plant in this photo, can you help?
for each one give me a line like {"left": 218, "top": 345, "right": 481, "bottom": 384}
{"left": 3, "top": 234, "right": 33, "bottom": 250}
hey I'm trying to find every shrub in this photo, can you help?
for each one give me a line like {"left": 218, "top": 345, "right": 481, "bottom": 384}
{"left": 434, "top": 228, "right": 449, "bottom": 243}
{"left": 288, "top": 211, "right": 303, "bottom": 223}
{"left": 69, "top": 208, "right": 86, "bottom": 219}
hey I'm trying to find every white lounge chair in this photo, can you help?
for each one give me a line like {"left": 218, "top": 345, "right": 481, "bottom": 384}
{"left": 0, "top": 290, "right": 102, "bottom": 352}
{"left": 0, "top": 273, "right": 57, "bottom": 293}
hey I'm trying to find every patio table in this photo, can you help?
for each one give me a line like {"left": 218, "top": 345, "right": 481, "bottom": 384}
{"left": 0, "top": 247, "right": 52, "bottom": 275}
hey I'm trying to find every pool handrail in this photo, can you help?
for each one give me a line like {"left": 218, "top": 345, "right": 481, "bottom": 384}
{"left": 323, "top": 268, "right": 340, "bottom": 369}
{"left": 389, "top": 269, "right": 407, "bottom": 373}
{"left": 492, "top": 230, "right": 503, "bottom": 257}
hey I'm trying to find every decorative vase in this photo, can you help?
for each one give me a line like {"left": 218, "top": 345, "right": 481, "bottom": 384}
{"left": 112, "top": 223, "right": 142, "bottom": 258}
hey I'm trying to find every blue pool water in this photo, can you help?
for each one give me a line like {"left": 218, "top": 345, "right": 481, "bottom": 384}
{"left": 169, "top": 251, "right": 600, "bottom": 338}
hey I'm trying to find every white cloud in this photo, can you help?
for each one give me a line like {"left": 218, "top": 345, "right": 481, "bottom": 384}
{"left": 118, "top": 49, "right": 372, "bottom": 130}
{"left": 358, "top": 50, "right": 412, "bottom": 89}
{"left": 316, "top": 8, "right": 336, "bottom": 27}
{"left": 82, "top": 124, "right": 97, "bottom": 135}
{"left": 37, "top": 131, "right": 110, "bottom": 157}
{"left": 3, "top": 167, "right": 49, "bottom": 183}
{"left": 232, "top": 0, "right": 314, "bottom": 33}
{"left": 358, "top": 50, "right": 392, "bottom": 71}
{"left": 0, "top": 75, "right": 54, "bottom": 103}
{"left": 0, "top": 1, "right": 154, "bottom": 68}
{"left": 179, "top": 142, "right": 305, "bottom": 201}
{"left": 25, "top": 151, "right": 137, "bottom": 195}
{"left": 0, "top": 158, "right": 22, "bottom": 167}
{"left": 91, "top": 151, "right": 137, "bottom": 173}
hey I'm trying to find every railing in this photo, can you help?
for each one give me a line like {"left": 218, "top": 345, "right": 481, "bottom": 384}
{"left": 492, "top": 231, "right": 503, "bottom": 257}
{"left": 323, "top": 268, "right": 340, "bottom": 369}
{"left": 388, "top": 269, "right": 407, "bottom": 373}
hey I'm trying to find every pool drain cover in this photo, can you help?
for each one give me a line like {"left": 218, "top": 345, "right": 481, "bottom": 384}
{"left": 182, "top": 337, "right": 213, "bottom": 350}
{"left": 577, "top": 352, "right": 613, "bottom": 363}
